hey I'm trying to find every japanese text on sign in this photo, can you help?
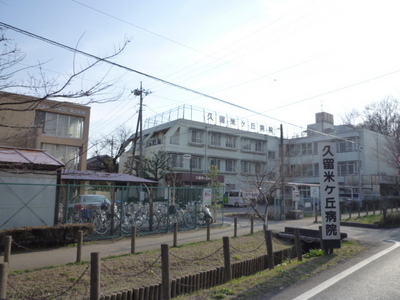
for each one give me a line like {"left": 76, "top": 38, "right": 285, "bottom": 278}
{"left": 319, "top": 142, "right": 341, "bottom": 248}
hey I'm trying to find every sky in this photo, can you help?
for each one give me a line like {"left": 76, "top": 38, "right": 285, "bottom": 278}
{"left": 2, "top": 0, "right": 400, "bottom": 150}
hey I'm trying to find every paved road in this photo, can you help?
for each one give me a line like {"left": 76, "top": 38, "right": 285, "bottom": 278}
{"left": 265, "top": 225, "right": 400, "bottom": 299}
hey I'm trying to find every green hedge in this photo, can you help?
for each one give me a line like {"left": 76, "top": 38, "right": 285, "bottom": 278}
{"left": 0, "top": 223, "right": 93, "bottom": 252}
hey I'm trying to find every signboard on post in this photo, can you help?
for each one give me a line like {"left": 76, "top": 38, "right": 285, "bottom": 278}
{"left": 319, "top": 142, "right": 341, "bottom": 249}
{"left": 203, "top": 189, "right": 212, "bottom": 205}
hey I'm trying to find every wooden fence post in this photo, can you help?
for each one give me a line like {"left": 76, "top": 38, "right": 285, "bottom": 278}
{"left": 266, "top": 230, "right": 274, "bottom": 269}
{"left": 173, "top": 223, "right": 178, "bottom": 247}
{"left": 161, "top": 244, "right": 170, "bottom": 300}
{"left": 294, "top": 228, "right": 302, "bottom": 262}
{"left": 131, "top": 226, "right": 136, "bottom": 254}
{"left": 206, "top": 220, "right": 211, "bottom": 241}
{"left": 90, "top": 252, "right": 101, "bottom": 300}
{"left": 0, "top": 262, "right": 8, "bottom": 299}
{"left": 314, "top": 206, "right": 318, "bottom": 223}
{"left": 233, "top": 218, "right": 237, "bottom": 237}
{"left": 319, "top": 226, "right": 331, "bottom": 255}
{"left": 250, "top": 217, "right": 254, "bottom": 234}
{"left": 223, "top": 237, "right": 232, "bottom": 282}
{"left": 3, "top": 236, "right": 11, "bottom": 264}
{"left": 76, "top": 230, "right": 83, "bottom": 263}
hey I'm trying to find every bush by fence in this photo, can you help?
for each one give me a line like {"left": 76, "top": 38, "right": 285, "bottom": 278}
{"left": 0, "top": 223, "right": 93, "bottom": 251}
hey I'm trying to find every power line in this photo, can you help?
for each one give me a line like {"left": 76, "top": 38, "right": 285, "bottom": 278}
{"left": 1, "top": 22, "right": 397, "bottom": 146}
{"left": 0, "top": 22, "right": 275, "bottom": 121}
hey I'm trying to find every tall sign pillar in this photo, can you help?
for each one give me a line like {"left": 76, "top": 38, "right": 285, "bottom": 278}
{"left": 319, "top": 142, "right": 341, "bottom": 249}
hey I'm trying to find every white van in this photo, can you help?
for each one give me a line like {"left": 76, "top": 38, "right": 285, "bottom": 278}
{"left": 223, "top": 190, "right": 259, "bottom": 207}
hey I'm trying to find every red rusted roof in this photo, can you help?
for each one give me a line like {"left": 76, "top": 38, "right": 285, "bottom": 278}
{"left": 0, "top": 147, "right": 64, "bottom": 167}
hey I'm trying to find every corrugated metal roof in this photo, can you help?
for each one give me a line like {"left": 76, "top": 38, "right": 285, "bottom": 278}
{"left": 61, "top": 170, "right": 157, "bottom": 184}
{"left": 0, "top": 147, "right": 64, "bottom": 167}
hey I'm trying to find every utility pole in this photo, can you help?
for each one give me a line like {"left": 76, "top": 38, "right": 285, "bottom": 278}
{"left": 279, "top": 124, "right": 285, "bottom": 221}
{"left": 129, "top": 82, "right": 151, "bottom": 176}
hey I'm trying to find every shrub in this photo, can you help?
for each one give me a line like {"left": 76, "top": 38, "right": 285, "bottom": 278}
{"left": 0, "top": 223, "right": 93, "bottom": 251}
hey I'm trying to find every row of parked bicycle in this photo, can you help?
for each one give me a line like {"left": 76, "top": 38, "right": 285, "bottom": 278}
{"left": 68, "top": 201, "right": 215, "bottom": 235}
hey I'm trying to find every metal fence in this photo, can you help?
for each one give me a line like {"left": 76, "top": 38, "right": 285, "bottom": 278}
{"left": 0, "top": 183, "right": 225, "bottom": 238}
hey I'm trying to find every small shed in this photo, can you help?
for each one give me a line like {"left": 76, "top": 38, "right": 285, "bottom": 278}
{"left": 0, "top": 147, "right": 64, "bottom": 230}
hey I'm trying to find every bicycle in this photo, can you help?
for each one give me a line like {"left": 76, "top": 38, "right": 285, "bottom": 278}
{"left": 183, "top": 202, "right": 214, "bottom": 228}
{"left": 158, "top": 203, "right": 186, "bottom": 230}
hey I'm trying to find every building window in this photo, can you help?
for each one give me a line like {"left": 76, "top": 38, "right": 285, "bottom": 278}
{"left": 255, "top": 141, "right": 263, "bottom": 152}
{"left": 285, "top": 144, "right": 301, "bottom": 156}
{"left": 338, "top": 161, "right": 358, "bottom": 176}
{"left": 170, "top": 129, "right": 180, "bottom": 145}
{"left": 301, "top": 143, "right": 312, "bottom": 155}
{"left": 242, "top": 161, "right": 251, "bottom": 173}
{"left": 190, "top": 130, "right": 203, "bottom": 144}
{"left": 171, "top": 153, "right": 184, "bottom": 168}
{"left": 313, "top": 143, "right": 318, "bottom": 155}
{"left": 210, "top": 133, "right": 221, "bottom": 147}
{"left": 225, "top": 184, "right": 235, "bottom": 191}
{"left": 210, "top": 158, "right": 221, "bottom": 170}
{"left": 301, "top": 164, "right": 313, "bottom": 176}
{"left": 242, "top": 138, "right": 251, "bottom": 151}
{"left": 313, "top": 163, "right": 319, "bottom": 177}
{"left": 192, "top": 156, "right": 202, "bottom": 170}
{"left": 268, "top": 151, "right": 276, "bottom": 159}
{"left": 35, "top": 111, "right": 84, "bottom": 139}
{"left": 255, "top": 162, "right": 266, "bottom": 174}
{"left": 226, "top": 159, "right": 236, "bottom": 172}
{"left": 43, "top": 143, "right": 80, "bottom": 170}
{"left": 225, "top": 136, "right": 236, "bottom": 148}
{"left": 337, "top": 138, "right": 357, "bottom": 153}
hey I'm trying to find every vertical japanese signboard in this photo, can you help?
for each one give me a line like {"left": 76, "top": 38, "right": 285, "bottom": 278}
{"left": 319, "top": 142, "right": 341, "bottom": 249}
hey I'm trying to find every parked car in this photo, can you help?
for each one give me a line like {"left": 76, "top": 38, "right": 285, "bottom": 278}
{"left": 68, "top": 195, "right": 111, "bottom": 222}
{"left": 223, "top": 190, "right": 259, "bottom": 207}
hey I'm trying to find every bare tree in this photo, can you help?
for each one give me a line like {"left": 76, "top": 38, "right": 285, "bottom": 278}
{"left": 342, "top": 97, "right": 400, "bottom": 194}
{"left": 0, "top": 27, "right": 130, "bottom": 110}
{"left": 142, "top": 150, "right": 172, "bottom": 182}
{"left": 0, "top": 28, "right": 26, "bottom": 90}
{"left": 89, "top": 125, "right": 133, "bottom": 173}
{"left": 124, "top": 150, "right": 172, "bottom": 181}
{"left": 341, "top": 96, "right": 400, "bottom": 140}
{"left": 240, "top": 159, "right": 303, "bottom": 252}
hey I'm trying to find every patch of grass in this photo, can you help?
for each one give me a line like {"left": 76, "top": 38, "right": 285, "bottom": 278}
{"left": 343, "top": 214, "right": 382, "bottom": 224}
{"left": 177, "top": 240, "right": 367, "bottom": 300}
{"left": 304, "top": 248, "right": 324, "bottom": 258}
{"left": 210, "top": 288, "right": 235, "bottom": 299}
{"left": 343, "top": 212, "right": 400, "bottom": 227}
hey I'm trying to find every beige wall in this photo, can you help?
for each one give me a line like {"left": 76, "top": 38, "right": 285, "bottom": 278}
{"left": 0, "top": 92, "right": 90, "bottom": 170}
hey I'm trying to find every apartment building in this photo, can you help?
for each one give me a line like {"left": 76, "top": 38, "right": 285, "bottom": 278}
{"left": 120, "top": 117, "right": 280, "bottom": 191}
{"left": 121, "top": 108, "right": 398, "bottom": 203}
{"left": 286, "top": 112, "right": 398, "bottom": 200}
{"left": 0, "top": 92, "right": 90, "bottom": 170}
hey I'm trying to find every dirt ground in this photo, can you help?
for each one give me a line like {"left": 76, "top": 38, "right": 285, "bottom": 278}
{"left": 6, "top": 230, "right": 292, "bottom": 299}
